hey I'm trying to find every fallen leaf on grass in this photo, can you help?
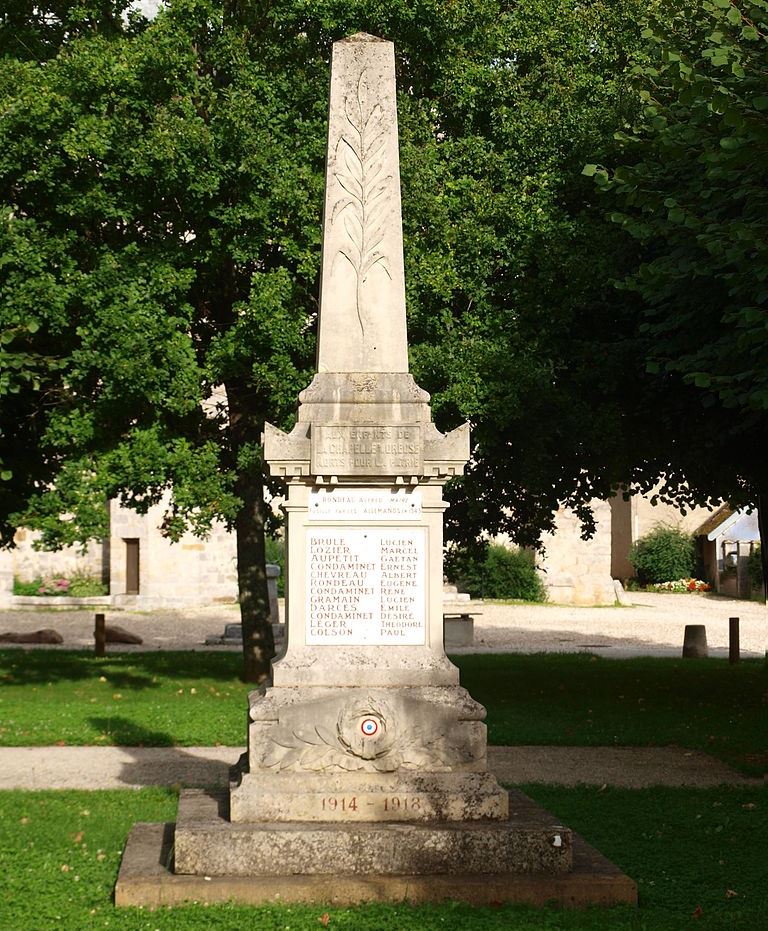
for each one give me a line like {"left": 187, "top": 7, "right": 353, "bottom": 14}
{"left": 73, "top": 831, "right": 84, "bottom": 844}
{"left": 726, "top": 889, "right": 738, "bottom": 898}
{"left": 692, "top": 905, "right": 703, "bottom": 919}
{"left": 319, "top": 913, "right": 330, "bottom": 926}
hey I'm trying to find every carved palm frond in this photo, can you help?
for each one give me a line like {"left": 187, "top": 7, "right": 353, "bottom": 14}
{"left": 333, "top": 69, "right": 393, "bottom": 335}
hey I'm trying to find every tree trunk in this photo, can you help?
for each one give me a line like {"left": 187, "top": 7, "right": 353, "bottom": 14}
{"left": 235, "top": 464, "right": 274, "bottom": 683}
{"left": 226, "top": 377, "right": 275, "bottom": 683}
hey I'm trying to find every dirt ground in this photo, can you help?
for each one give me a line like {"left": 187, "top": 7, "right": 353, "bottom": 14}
{"left": 1, "top": 590, "right": 765, "bottom": 658}
{"left": 2, "top": 592, "right": 765, "bottom": 789}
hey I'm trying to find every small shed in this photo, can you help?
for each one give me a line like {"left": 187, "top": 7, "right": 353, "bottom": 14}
{"left": 695, "top": 507, "right": 760, "bottom": 598}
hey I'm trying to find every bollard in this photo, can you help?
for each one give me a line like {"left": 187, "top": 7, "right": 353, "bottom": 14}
{"left": 682, "top": 624, "right": 708, "bottom": 659}
{"left": 94, "top": 613, "right": 106, "bottom": 657}
{"left": 729, "top": 617, "right": 740, "bottom": 664}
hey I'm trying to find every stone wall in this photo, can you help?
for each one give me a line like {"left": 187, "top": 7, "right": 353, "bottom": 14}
{"left": 109, "top": 497, "right": 238, "bottom": 607}
{"left": 536, "top": 500, "right": 616, "bottom": 606}
{"left": 7, "top": 529, "right": 106, "bottom": 586}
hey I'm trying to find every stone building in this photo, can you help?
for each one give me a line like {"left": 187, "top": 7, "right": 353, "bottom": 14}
{"left": 1, "top": 487, "right": 758, "bottom": 608}
{"left": 0, "top": 495, "right": 239, "bottom": 608}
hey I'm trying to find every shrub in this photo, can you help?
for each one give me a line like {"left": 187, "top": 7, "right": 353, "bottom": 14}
{"left": 13, "top": 576, "right": 45, "bottom": 596}
{"left": 67, "top": 571, "right": 108, "bottom": 597}
{"left": 444, "top": 542, "right": 547, "bottom": 602}
{"left": 748, "top": 544, "right": 763, "bottom": 591}
{"left": 13, "top": 572, "right": 107, "bottom": 597}
{"left": 629, "top": 524, "right": 695, "bottom": 585}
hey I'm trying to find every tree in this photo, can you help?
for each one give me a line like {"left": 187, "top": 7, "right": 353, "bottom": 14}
{"left": 0, "top": 0, "right": 320, "bottom": 680}
{"left": 1, "top": 0, "right": 658, "bottom": 680}
{"left": 588, "top": 0, "right": 768, "bottom": 590}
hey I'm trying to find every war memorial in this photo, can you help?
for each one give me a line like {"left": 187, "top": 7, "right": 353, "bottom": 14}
{"left": 115, "top": 33, "right": 635, "bottom": 908}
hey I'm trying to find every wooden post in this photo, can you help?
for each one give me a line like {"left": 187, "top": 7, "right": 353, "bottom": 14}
{"left": 729, "top": 616, "right": 740, "bottom": 665}
{"left": 94, "top": 613, "right": 106, "bottom": 657}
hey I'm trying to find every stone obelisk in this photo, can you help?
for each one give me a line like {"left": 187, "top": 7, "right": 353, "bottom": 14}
{"left": 116, "top": 34, "right": 638, "bottom": 909}
{"left": 171, "top": 32, "right": 565, "bottom": 875}
{"left": 174, "top": 31, "right": 565, "bottom": 875}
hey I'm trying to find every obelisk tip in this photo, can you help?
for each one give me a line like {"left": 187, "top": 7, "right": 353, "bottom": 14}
{"left": 340, "top": 32, "right": 388, "bottom": 44}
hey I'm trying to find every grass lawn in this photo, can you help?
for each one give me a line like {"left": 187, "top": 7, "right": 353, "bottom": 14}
{"left": 1, "top": 650, "right": 765, "bottom": 775}
{"left": 1, "top": 785, "right": 765, "bottom": 930}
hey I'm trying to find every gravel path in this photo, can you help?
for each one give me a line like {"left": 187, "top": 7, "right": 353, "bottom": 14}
{"left": 0, "top": 745, "right": 760, "bottom": 790}
{"left": 1, "top": 591, "right": 765, "bottom": 657}
{"left": 2, "top": 593, "right": 765, "bottom": 790}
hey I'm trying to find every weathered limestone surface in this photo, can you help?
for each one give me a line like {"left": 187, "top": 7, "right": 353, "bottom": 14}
{"left": 116, "top": 793, "right": 639, "bottom": 908}
{"left": 317, "top": 34, "right": 408, "bottom": 374}
{"left": 535, "top": 502, "right": 616, "bottom": 605}
{"left": 114, "top": 33, "right": 634, "bottom": 908}
{"left": 226, "top": 36, "right": 504, "bottom": 835}
{"left": 175, "top": 790, "right": 572, "bottom": 876}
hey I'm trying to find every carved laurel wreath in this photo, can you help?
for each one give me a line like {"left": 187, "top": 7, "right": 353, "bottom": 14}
{"left": 332, "top": 68, "right": 393, "bottom": 337}
{"left": 260, "top": 694, "right": 459, "bottom": 773}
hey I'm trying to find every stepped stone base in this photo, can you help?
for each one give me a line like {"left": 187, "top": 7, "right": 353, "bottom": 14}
{"left": 230, "top": 770, "right": 508, "bottom": 822}
{"left": 174, "top": 789, "right": 570, "bottom": 876}
{"left": 115, "top": 791, "right": 637, "bottom": 908}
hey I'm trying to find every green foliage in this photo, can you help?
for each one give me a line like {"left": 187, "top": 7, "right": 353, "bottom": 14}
{"left": 445, "top": 542, "right": 546, "bottom": 601}
{"left": 0, "top": 0, "right": 655, "bottom": 561}
{"left": 457, "top": 653, "right": 768, "bottom": 776}
{"left": 13, "top": 570, "right": 106, "bottom": 596}
{"left": 487, "top": 545, "right": 547, "bottom": 602}
{"left": 748, "top": 543, "right": 763, "bottom": 589}
{"left": 12, "top": 576, "right": 51, "bottom": 596}
{"left": 2, "top": 650, "right": 767, "bottom": 776}
{"left": 591, "top": 0, "right": 768, "bottom": 514}
{"left": 2, "top": 786, "right": 767, "bottom": 930}
{"left": 0, "top": 650, "right": 249, "bottom": 746}
{"left": 66, "top": 570, "right": 108, "bottom": 597}
{"left": 527, "top": 785, "right": 768, "bottom": 930}
{"left": 629, "top": 524, "right": 695, "bottom": 584}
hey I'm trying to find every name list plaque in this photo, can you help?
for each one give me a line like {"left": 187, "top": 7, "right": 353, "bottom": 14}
{"left": 306, "top": 528, "right": 426, "bottom": 645}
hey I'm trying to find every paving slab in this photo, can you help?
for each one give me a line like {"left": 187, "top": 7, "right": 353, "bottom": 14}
{"left": 0, "top": 744, "right": 760, "bottom": 790}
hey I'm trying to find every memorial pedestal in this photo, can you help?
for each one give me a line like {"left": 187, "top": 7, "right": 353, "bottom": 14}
{"left": 115, "top": 31, "right": 636, "bottom": 911}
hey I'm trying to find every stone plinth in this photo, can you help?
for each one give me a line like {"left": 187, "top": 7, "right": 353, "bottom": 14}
{"left": 116, "top": 790, "right": 638, "bottom": 908}
{"left": 175, "top": 790, "right": 571, "bottom": 876}
{"left": 229, "top": 770, "right": 508, "bottom": 823}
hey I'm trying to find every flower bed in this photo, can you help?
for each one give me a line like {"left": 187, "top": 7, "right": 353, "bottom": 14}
{"left": 648, "top": 578, "right": 712, "bottom": 593}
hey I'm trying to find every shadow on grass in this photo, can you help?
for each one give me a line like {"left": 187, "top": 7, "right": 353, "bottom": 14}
{"left": 88, "top": 716, "right": 179, "bottom": 746}
{"left": 0, "top": 649, "right": 243, "bottom": 687}
{"left": 87, "top": 717, "right": 239, "bottom": 788}
{"left": 453, "top": 654, "right": 768, "bottom": 776}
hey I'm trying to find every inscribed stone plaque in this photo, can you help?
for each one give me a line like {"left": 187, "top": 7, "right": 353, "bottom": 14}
{"left": 311, "top": 424, "right": 422, "bottom": 476}
{"left": 306, "top": 528, "right": 426, "bottom": 645}
{"left": 308, "top": 489, "right": 422, "bottom": 522}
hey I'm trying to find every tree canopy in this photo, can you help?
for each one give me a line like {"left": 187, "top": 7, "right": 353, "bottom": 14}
{"left": 588, "top": 0, "right": 768, "bottom": 579}
{"left": 3, "top": 0, "right": 763, "bottom": 677}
